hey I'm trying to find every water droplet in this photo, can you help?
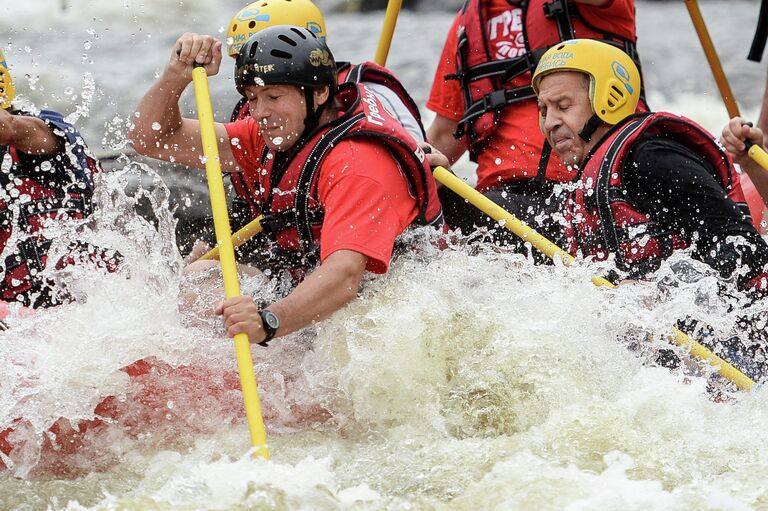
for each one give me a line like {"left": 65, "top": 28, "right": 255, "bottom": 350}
{"left": 151, "top": 122, "right": 161, "bottom": 131}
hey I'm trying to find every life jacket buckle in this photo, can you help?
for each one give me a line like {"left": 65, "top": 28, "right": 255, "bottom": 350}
{"left": 483, "top": 90, "right": 508, "bottom": 111}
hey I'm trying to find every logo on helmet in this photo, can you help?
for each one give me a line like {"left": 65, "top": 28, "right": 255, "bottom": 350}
{"left": 254, "top": 64, "right": 275, "bottom": 74}
{"left": 611, "top": 61, "right": 634, "bottom": 95}
{"left": 308, "top": 49, "right": 332, "bottom": 67}
{"left": 306, "top": 21, "right": 324, "bottom": 40}
{"left": 237, "top": 8, "right": 270, "bottom": 22}
{"left": 534, "top": 50, "right": 574, "bottom": 73}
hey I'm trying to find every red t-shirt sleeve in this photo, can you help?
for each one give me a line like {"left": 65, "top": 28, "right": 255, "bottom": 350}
{"left": 316, "top": 139, "right": 419, "bottom": 274}
{"left": 577, "top": 0, "right": 636, "bottom": 39}
{"left": 426, "top": 14, "right": 464, "bottom": 122}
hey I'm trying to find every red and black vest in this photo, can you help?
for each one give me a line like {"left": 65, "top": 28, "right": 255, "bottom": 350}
{"left": 0, "top": 109, "right": 108, "bottom": 307}
{"left": 236, "top": 82, "right": 442, "bottom": 273}
{"left": 451, "top": 0, "right": 644, "bottom": 174}
{"left": 228, "top": 62, "right": 427, "bottom": 236}
{"left": 565, "top": 112, "right": 748, "bottom": 278}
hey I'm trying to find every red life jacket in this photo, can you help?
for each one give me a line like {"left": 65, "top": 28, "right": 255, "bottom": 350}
{"left": 565, "top": 112, "right": 749, "bottom": 278}
{"left": 451, "top": 0, "right": 645, "bottom": 177}
{"left": 245, "top": 82, "right": 442, "bottom": 272}
{"left": 0, "top": 110, "right": 111, "bottom": 307}
{"left": 228, "top": 62, "right": 427, "bottom": 232}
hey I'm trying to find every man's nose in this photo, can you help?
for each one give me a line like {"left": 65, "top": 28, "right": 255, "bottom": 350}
{"left": 250, "top": 101, "right": 269, "bottom": 121}
{"left": 542, "top": 110, "right": 559, "bottom": 133}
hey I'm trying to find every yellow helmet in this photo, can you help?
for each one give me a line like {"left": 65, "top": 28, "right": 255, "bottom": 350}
{"left": 531, "top": 39, "right": 640, "bottom": 125}
{"left": 226, "top": 0, "right": 327, "bottom": 58}
{"left": 0, "top": 49, "right": 15, "bottom": 110}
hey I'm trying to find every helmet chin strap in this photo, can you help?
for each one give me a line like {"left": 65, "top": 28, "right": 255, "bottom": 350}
{"left": 302, "top": 87, "right": 320, "bottom": 135}
{"left": 578, "top": 113, "right": 603, "bottom": 142}
{"left": 301, "top": 86, "right": 333, "bottom": 140}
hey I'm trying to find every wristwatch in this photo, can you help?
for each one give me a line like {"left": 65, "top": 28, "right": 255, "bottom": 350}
{"left": 257, "top": 309, "right": 280, "bottom": 347}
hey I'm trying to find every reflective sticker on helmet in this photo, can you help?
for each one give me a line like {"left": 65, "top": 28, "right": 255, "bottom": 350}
{"left": 611, "top": 61, "right": 634, "bottom": 95}
{"left": 237, "top": 8, "right": 270, "bottom": 22}
{"left": 306, "top": 21, "right": 324, "bottom": 40}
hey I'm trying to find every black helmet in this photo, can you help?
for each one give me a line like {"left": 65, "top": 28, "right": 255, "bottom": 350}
{"left": 235, "top": 25, "right": 337, "bottom": 96}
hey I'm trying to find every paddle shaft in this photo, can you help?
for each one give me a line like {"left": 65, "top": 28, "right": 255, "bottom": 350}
{"left": 191, "top": 65, "right": 270, "bottom": 458}
{"left": 684, "top": 0, "right": 740, "bottom": 118}
{"left": 374, "top": 0, "right": 403, "bottom": 66}
{"left": 433, "top": 166, "right": 756, "bottom": 391}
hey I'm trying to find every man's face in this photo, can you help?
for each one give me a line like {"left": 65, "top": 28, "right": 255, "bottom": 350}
{"left": 536, "top": 71, "right": 595, "bottom": 165}
{"left": 244, "top": 84, "right": 308, "bottom": 152}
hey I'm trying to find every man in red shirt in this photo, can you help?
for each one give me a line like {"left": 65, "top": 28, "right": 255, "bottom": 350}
{"left": 427, "top": 0, "right": 642, "bottom": 250}
{"left": 129, "top": 27, "right": 440, "bottom": 346}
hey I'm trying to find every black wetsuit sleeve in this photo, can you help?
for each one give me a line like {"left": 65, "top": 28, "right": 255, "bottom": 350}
{"left": 623, "top": 136, "right": 768, "bottom": 286}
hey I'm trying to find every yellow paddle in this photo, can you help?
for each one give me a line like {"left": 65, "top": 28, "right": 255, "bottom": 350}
{"left": 374, "top": 0, "right": 403, "bottom": 66}
{"left": 433, "top": 166, "right": 757, "bottom": 391}
{"left": 197, "top": 215, "right": 263, "bottom": 261}
{"left": 190, "top": 64, "right": 270, "bottom": 458}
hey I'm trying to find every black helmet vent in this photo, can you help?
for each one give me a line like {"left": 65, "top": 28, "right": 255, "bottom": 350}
{"left": 278, "top": 34, "right": 298, "bottom": 46}
{"left": 247, "top": 41, "right": 260, "bottom": 59}
{"left": 271, "top": 49, "right": 293, "bottom": 59}
{"left": 291, "top": 27, "right": 308, "bottom": 39}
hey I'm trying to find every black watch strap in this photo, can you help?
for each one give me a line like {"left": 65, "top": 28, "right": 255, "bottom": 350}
{"left": 257, "top": 309, "right": 280, "bottom": 347}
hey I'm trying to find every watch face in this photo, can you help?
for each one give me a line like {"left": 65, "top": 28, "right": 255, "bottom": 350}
{"left": 263, "top": 311, "right": 279, "bottom": 330}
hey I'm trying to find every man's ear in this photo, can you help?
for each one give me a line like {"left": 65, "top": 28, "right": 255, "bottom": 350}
{"left": 313, "top": 85, "right": 330, "bottom": 108}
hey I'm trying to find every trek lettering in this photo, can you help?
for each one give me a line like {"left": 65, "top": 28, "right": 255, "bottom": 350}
{"left": 485, "top": 7, "right": 526, "bottom": 59}
{"left": 254, "top": 64, "right": 275, "bottom": 74}
{"left": 486, "top": 8, "right": 522, "bottom": 40}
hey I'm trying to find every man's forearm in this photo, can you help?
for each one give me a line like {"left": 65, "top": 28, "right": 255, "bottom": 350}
{"left": 1, "top": 114, "right": 59, "bottom": 155}
{"left": 427, "top": 114, "right": 468, "bottom": 165}
{"left": 268, "top": 250, "right": 367, "bottom": 338}
{"left": 129, "top": 73, "right": 189, "bottom": 157}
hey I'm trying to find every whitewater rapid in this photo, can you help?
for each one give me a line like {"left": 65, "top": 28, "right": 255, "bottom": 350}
{"left": 2, "top": 0, "right": 768, "bottom": 510}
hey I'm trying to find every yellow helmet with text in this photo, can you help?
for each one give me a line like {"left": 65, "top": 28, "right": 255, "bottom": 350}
{"left": 0, "top": 49, "right": 15, "bottom": 110}
{"left": 226, "top": 0, "right": 326, "bottom": 58}
{"left": 531, "top": 39, "right": 640, "bottom": 125}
